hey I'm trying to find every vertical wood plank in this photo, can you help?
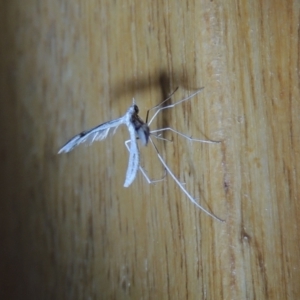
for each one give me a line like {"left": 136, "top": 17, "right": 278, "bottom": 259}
{"left": 1, "top": 0, "right": 300, "bottom": 299}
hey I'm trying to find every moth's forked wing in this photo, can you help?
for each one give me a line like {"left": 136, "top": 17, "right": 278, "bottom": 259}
{"left": 58, "top": 117, "right": 125, "bottom": 154}
{"left": 123, "top": 125, "right": 140, "bottom": 187}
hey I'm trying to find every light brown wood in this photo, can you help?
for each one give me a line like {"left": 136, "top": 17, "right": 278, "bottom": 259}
{"left": 1, "top": 0, "right": 300, "bottom": 299}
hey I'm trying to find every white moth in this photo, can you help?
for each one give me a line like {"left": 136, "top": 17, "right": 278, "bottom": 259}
{"left": 58, "top": 88, "right": 223, "bottom": 222}
{"left": 58, "top": 99, "right": 149, "bottom": 188}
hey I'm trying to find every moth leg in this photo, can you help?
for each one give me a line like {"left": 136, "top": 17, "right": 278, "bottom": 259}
{"left": 148, "top": 88, "right": 204, "bottom": 126}
{"left": 145, "top": 87, "right": 179, "bottom": 123}
{"left": 150, "top": 128, "right": 219, "bottom": 186}
{"left": 151, "top": 127, "right": 220, "bottom": 144}
{"left": 149, "top": 137, "right": 224, "bottom": 222}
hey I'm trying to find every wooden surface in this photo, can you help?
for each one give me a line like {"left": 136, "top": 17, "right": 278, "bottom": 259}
{"left": 1, "top": 0, "right": 300, "bottom": 299}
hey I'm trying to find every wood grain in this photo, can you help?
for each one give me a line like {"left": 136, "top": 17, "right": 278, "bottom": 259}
{"left": 1, "top": 0, "right": 300, "bottom": 299}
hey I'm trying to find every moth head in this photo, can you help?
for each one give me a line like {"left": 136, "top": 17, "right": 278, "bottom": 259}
{"left": 131, "top": 98, "right": 139, "bottom": 114}
{"left": 133, "top": 104, "right": 139, "bottom": 114}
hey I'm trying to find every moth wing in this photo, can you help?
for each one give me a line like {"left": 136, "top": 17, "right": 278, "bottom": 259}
{"left": 58, "top": 117, "right": 124, "bottom": 154}
{"left": 123, "top": 126, "right": 140, "bottom": 187}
